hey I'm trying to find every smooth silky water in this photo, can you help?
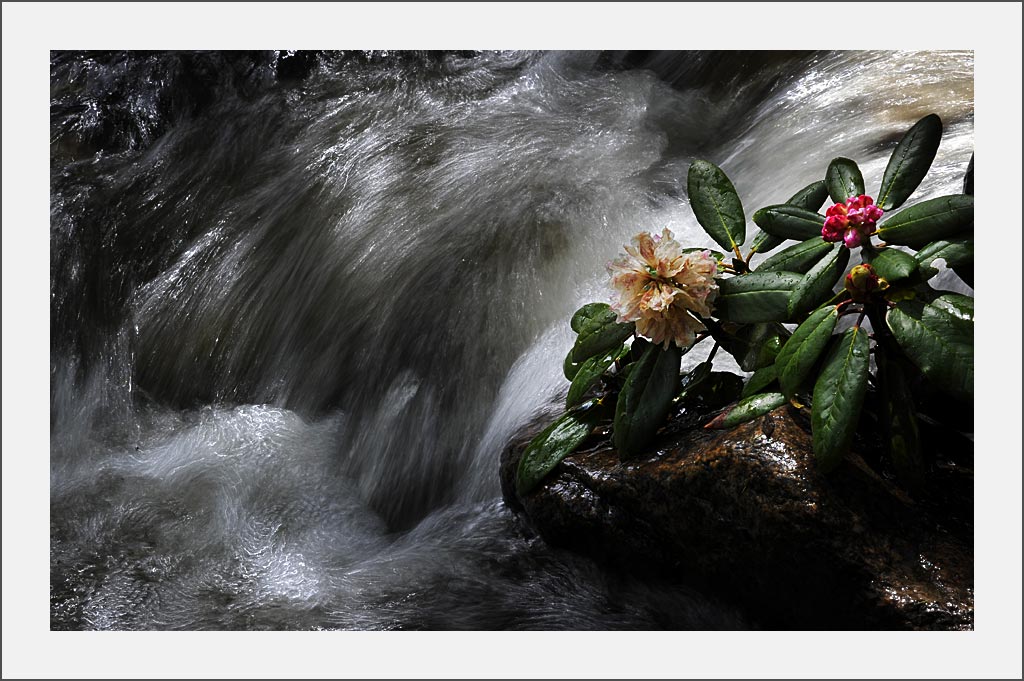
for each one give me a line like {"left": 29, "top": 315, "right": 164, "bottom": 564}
{"left": 50, "top": 50, "right": 973, "bottom": 630}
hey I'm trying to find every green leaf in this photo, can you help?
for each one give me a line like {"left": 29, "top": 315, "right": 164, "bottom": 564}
{"left": 887, "top": 298, "right": 973, "bottom": 401}
{"left": 563, "top": 350, "right": 582, "bottom": 380}
{"left": 613, "top": 343, "right": 682, "bottom": 458}
{"left": 865, "top": 247, "right": 918, "bottom": 284}
{"left": 788, "top": 179, "right": 830, "bottom": 212}
{"left": 776, "top": 305, "right": 838, "bottom": 399}
{"left": 566, "top": 345, "right": 628, "bottom": 408}
{"left": 677, "top": 360, "right": 712, "bottom": 401}
{"left": 757, "top": 237, "right": 835, "bottom": 274}
{"left": 876, "top": 195, "right": 974, "bottom": 249}
{"left": 787, "top": 243, "right": 849, "bottom": 318}
{"left": 877, "top": 114, "right": 942, "bottom": 211}
{"left": 876, "top": 352, "right": 924, "bottom": 488}
{"left": 571, "top": 302, "right": 613, "bottom": 333}
{"left": 826, "top": 157, "right": 865, "bottom": 204}
{"left": 752, "top": 205, "right": 825, "bottom": 241}
{"left": 916, "top": 238, "right": 974, "bottom": 287}
{"left": 687, "top": 160, "right": 746, "bottom": 251}
{"left": 928, "top": 292, "right": 973, "bottom": 324}
{"left": 628, "top": 336, "right": 651, "bottom": 363}
{"left": 705, "top": 392, "right": 786, "bottom": 429}
{"left": 742, "top": 363, "right": 779, "bottom": 398}
{"left": 812, "top": 326, "right": 871, "bottom": 472}
{"left": 749, "top": 229, "right": 784, "bottom": 255}
{"left": 687, "top": 371, "right": 745, "bottom": 408}
{"left": 707, "top": 321, "right": 789, "bottom": 371}
{"left": 572, "top": 307, "right": 634, "bottom": 363}
{"left": 682, "top": 247, "right": 726, "bottom": 262}
{"left": 515, "top": 399, "right": 610, "bottom": 496}
{"left": 714, "top": 271, "right": 803, "bottom": 323}
{"left": 748, "top": 181, "right": 829, "bottom": 256}
{"left": 915, "top": 238, "right": 974, "bottom": 278}
{"left": 756, "top": 333, "right": 785, "bottom": 368}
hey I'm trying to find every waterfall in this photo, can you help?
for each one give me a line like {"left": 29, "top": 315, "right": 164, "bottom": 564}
{"left": 50, "top": 50, "right": 973, "bottom": 630}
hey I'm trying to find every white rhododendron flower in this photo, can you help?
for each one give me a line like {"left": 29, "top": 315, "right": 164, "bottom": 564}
{"left": 607, "top": 228, "right": 719, "bottom": 349}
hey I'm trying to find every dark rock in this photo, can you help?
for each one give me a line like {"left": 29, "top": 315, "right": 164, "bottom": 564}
{"left": 501, "top": 405, "right": 972, "bottom": 630}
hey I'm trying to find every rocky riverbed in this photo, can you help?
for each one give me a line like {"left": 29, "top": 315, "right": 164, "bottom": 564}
{"left": 502, "top": 404, "right": 973, "bottom": 630}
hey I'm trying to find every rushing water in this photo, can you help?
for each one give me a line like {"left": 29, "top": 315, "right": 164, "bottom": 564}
{"left": 50, "top": 50, "right": 974, "bottom": 630}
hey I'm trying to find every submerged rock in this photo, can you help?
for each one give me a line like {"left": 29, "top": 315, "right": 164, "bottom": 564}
{"left": 501, "top": 405, "right": 972, "bottom": 630}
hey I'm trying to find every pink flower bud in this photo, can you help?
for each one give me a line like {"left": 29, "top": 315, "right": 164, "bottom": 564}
{"left": 822, "top": 194, "right": 884, "bottom": 248}
{"left": 843, "top": 229, "right": 864, "bottom": 249}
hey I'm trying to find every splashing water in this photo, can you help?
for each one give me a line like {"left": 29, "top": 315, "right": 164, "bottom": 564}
{"left": 50, "top": 50, "right": 973, "bottom": 630}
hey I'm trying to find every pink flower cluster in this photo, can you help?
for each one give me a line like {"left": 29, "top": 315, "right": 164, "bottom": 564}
{"left": 822, "top": 195, "right": 884, "bottom": 248}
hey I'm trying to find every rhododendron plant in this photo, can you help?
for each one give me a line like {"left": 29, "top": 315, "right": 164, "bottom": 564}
{"left": 516, "top": 114, "right": 973, "bottom": 497}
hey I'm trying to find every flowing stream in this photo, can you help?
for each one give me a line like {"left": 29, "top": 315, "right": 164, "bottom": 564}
{"left": 50, "top": 50, "right": 974, "bottom": 630}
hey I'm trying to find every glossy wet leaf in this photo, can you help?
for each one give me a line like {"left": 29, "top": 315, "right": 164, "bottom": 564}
{"left": 563, "top": 350, "right": 582, "bottom": 380}
{"left": 788, "top": 179, "right": 830, "bottom": 212}
{"left": 714, "top": 271, "right": 803, "bottom": 323}
{"left": 865, "top": 247, "right": 918, "bottom": 284}
{"left": 877, "top": 114, "right": 942, "bottom": 211}
{"left": 677, "top": 360, "right": 712, "bottom": 401}
{"left": 749, "top": 229, "right": 784, "bottom": 255}
{"left": 876, "top": 195, "right": 973, "bottom": 249}
{"left": 812, "top": 326, "right": 871, "bottom": 472}
{"left": 752, "top": 205, "right": 825, "bottom": 241}
{"left": 756, "top": 333, "right": 784, "bottom": 369}
{"left": 572, "top": 307, "right": 634, "bottom": 363}
{"left": 705, "top": 392, "right": 786, "bottom": 429}
{"left": 613, "top": 343, "right": 682, "bottom": 458}
{"left": 757, "top": 237, "right": 835, "bottom": 274}
{"left": 876, "top": 352, "right": 924, "bottom": 488}
{"left": 516, "top": 399, "right": 610, "bottom": 496}
{"left": 707, "top": 321, "right": 788, "bottom": 371}
{"left": 628, "top": 336, "right": 651, "bottom": 363}
{"left": 571, "top": 302, "right": 612, "bottom": 333}
{"left": 749, "top": 181, "right": 829, "bottom": 256}
{"left": 887, "top": 297, "right": 973, "bottom": 401}
{"left": 826, "top": 157, "right": 865, "bottom": 203}
{"left": 741, "top": 363, "right": 779, "bottom": 398}
{"left": 687, "top": 160, "right": 746, "bottom": 251}
{"left": 915, "top": 238, "right": 974, "bottom": 278}
{"left": 681, "top": 247, "right": 726, "bottom": 262}
{"left": 776, "top": 305, "right": 838, "bottom": 399}
{"left": 687, "top": 371, "right": 745, "bottom": 409}
{"left": 566, "top": 345, "right": 628, "bottom": 408}
{"left": 788, "top": 243, "right": 848, "bottom": 318}
{"left": 928, "top": 292, "right": 973, "bottom": 323}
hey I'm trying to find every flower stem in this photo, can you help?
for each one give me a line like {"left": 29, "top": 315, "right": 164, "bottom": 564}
{"left": 825, "top": 290, "right": 851, "bottom": 308}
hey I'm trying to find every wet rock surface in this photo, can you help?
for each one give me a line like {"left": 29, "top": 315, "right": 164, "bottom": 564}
{"left": 501, "top": 405, "right": 973, "bottom": 630}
